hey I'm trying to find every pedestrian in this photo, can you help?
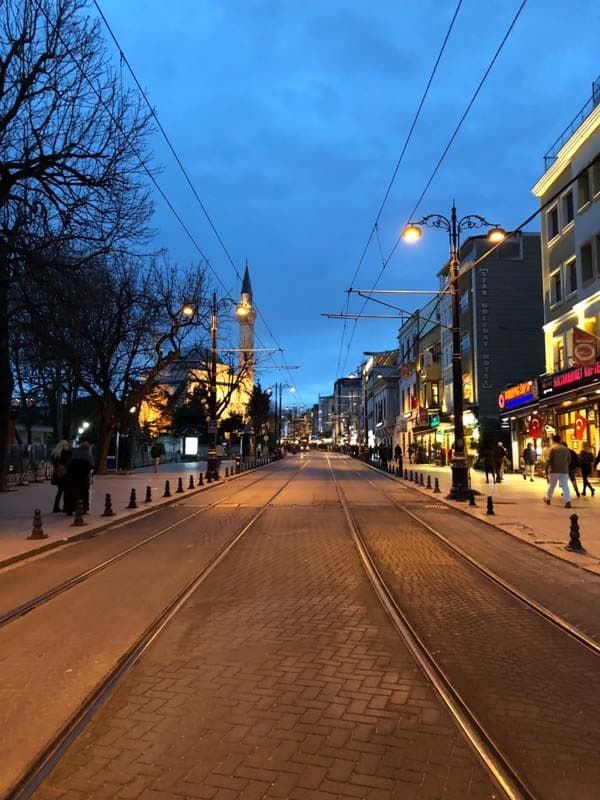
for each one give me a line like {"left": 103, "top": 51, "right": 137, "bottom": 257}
{"left": 579, "top": 441, "right": 595, "bottom": 497}
{"left": 395, "top": 444, "right": 403, "bottom": 474}
{"left": 50, "top": 440, "right": 71, "bottom": 513}
{"left": 150, "top": 441, "right": 161, "bottom": 473}
{"left": 566, "top": 443, "right": 580, "bottom": 498}
{"left": 544, "top": 435, "right": 572, "bottom": 508}
{"left": 522, "top": 442, "right": 537, "bottom": 482}
{"left": 482, "top": 446, "right": 495, "bottom": 484}
{"left": 493, "top": 442, "right": 507, "bottom": 483}
{"left": 64, "top": 441, "right": 95, "bottom": 514}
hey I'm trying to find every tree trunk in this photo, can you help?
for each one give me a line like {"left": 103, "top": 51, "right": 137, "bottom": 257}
{"left": 0, "top": 255, "right": 12, "bottom": 491}
{"left": 95, "top": 413, "right": 114, "bottom": 474}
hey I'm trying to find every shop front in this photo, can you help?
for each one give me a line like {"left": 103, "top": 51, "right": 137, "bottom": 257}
{"left": 538, "top": 359, "right": 600, "bottom": 454}
{"left": 498, "top": 380, "right": 543, "bottom": 468}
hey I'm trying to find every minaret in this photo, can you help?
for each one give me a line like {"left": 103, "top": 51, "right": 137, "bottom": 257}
{"left": 235, "top": 261, "right": 256, "bottom": 390}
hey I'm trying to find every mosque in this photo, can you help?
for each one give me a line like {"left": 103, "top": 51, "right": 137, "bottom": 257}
{"left": 138, "top": 266, "right": 256, "bottom": 441}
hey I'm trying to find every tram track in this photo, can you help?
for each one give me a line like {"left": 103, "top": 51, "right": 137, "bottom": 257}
{"left": 328, "top": 455, "right": 600, "bottom": 800}
{"left": 4, "top": 458, "right": 310, "bottom": 800}
{"left": 0, "top": 465, "right": 276, "bottom": 631}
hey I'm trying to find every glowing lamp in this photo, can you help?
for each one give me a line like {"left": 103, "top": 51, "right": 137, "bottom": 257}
{"left": 402, "top": 224, "right": 423, "bottom": 243}
{"left": 487, "top": 226, "right": 506, "bottom": 243}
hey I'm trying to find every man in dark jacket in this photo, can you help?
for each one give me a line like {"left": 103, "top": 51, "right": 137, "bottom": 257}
{"left": 493, "top": 442, "right": 507, "bottom": 483}
{"left": 522, "top": 442, "right": 537, "bottom": 482}
{"left": 544, "top": 435, "right": 572, "bottom": 508}
{"left": 566, "top": 444, "right": 580, "bottom": 498}
{"left": 64, "top": 441, "right": 95, "bottom": 514}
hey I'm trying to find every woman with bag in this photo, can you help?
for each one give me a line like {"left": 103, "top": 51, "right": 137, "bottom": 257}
{"left": 51, "top": 440, "right": 71, "bottom": 513}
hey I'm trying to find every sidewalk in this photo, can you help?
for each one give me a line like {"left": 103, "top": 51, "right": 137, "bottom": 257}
{"left": 0, "top": 460, "right": 235, "bottom": 568}
{"left": 386, "top": 461, "right": 600, "bottom": 575}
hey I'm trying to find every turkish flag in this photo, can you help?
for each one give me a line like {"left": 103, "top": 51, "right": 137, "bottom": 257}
{"left": 573, "top": 327, "right": 597, "bottom": 367}
{"left": 528, "top": 414, "right": 543, "bottom": 439}
{"left": 574, "top": 413, "right": 588, "bottom": 440}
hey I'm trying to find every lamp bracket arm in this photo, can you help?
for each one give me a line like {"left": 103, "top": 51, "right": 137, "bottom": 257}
{"left": 416, "top": 214, "right": 451, "bottom": 231}
{"left": 457, "top": 214, "right": 496, "bottom": 231}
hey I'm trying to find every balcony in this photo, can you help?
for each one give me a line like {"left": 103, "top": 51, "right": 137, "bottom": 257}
{"left": 544, "top": 74, "right": 600, "bottom": 169}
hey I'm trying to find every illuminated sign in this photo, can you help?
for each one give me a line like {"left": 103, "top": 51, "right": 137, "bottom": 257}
{"left": 540, "top": 358, "right": 600, "bottom": 398}
{"left": 498, "top": 380, "right": 538, "bottom": 410}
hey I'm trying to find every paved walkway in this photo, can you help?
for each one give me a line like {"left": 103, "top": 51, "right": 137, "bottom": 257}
{"left": 0, "top": 461, "right": 235, "bottom": 567}
{"left": 379, "top": 461, "right": 600, "bottom": 574}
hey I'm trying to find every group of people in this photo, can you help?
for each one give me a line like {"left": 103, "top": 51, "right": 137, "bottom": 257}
{"left": 481, "top": 442, "right": 509, "bottom": 484}
{"left": 537, "top": 436, "right": 599, "bottom": 507}
{"left": 50, "top": 440, "right": 95, "bottom": 515}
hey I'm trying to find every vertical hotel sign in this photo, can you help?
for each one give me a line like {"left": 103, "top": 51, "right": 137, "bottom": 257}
{"left": 479, "top": 268, "right": 492, "bottom": 389}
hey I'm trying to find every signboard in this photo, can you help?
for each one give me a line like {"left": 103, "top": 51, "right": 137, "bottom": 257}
{"left": 207, "top": 419, "right": 218, "bottom": 433}
{"left": 573, "top": 327, "right": 597, "bottom": 367}
{"left": 540, "top": 357, "right": 600, "bottom": 398}
{"left": 430, "top": 414, "right": 440, "bottom": 428}
{"left": 498, "top": 380, "right": 538, "bottom": 410}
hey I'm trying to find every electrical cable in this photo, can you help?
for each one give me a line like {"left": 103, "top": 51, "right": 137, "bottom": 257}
{"left": 339, "top": 0, "right": 528, "bottom": 376}
{"left": 335, "top": 0, "right": 463, "bottom": 377}
{"left": 92, "top": 0, "right": 301, "bottom": 398}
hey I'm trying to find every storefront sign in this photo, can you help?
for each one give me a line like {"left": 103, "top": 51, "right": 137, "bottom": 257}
{"left": 540, "top": 358, "right": 600, "bottom": 397}
{"left": 498, "top": 380, "right": 538, "bottom": 410}
{"left": 573, "top": 327, "right": 597, "bottom": 367}
{"left": 574, "top": 413, "right": 588, "bottom": 440}
{"left": 430, "top": 414, "right": 440, "bottom": 428}
{"left": 417, "top": 407, "right": 428, "bottom": 425}
{"left": 528, "top": 414, "right": 543, "bottom": 438}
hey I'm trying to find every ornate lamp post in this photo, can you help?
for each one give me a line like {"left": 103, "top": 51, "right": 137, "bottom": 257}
{"left": 402, "top": 205, "right": 505, "bottom": 500}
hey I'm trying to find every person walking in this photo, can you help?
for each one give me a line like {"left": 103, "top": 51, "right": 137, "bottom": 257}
{"left": 566, "top": 443, "right": 580, "bottom": 498}
{"left": 394, "top": 444, "right": 403, "bottom": 474}
{"left": 493, "top": 442, "right": 507, "bottom": 483}
{"left": 579, "top": 442, "right": 595, "bottom": 497}
{"left": 150, "top": 441, "right": 161, "bottom": 473}
{"left": 522, "top": 442, "right": 537, "bottom": 482}
{"left": 482, "top": 446, "right": 495, "bottom": 484}
{"left": 64, "top": 441, "right": 95, "bottom": 514}
{"left": 50, "top": 440, "right": 71, "bottom": 513}
{"left": 544, "top": 435, "right": 572, "bottom": 508}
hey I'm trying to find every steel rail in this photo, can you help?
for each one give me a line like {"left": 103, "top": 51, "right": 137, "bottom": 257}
{"left": 359, "top": 459, "right": 600, "bottom": 658}
{"left": 5, "top": 458, "right": 310, "bottom": 800}
{"left": 327, "top": 455, "right": 537, "bottom": 800}
{"left": 0, "top": 462, "right": 280, "bottom": 631}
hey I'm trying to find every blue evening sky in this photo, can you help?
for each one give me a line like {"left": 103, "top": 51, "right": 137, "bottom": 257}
{"left": 100, "top": 0, "right": 599, "bottom": 407}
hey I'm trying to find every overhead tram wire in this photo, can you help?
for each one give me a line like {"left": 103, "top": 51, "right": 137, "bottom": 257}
{"left": 93, "top": 1, "right": 299, "bottom": 397}
{"left": 339, "top": 0, "right": 529, "bottom": 376}
{"left": 334, "top": 0, "right": 464, "bottom": 377}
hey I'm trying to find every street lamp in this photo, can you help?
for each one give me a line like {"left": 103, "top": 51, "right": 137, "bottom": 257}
{"left": 402, "top": 204, "right": 506, "bottom": 501}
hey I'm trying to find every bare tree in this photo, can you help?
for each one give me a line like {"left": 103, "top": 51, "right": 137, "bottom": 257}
{"left": 0, "top": 0, "right": 154, "bottom": 487}
{"left": 21, "top": 255, "right": 207, "bottom": 471}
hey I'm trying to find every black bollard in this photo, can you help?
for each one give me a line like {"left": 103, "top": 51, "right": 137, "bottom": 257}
{"left": 225, "top": 467, "right": 229, "bottom": 478}
{"left": 176, "top": 477, "right": 184, "bottom": 494}
{"left": 188, "top": 475, "right": 195, "bottom": 490}
{"left": 71, "top": 499, "right": 86, "bottom": 526}
{"left": 28, "top": 508, "right": 48, "bottom": 540}
{"left": 198, "top": 473, "right": 204, "bottom": 486}
{"left": 566, "top": 514, "right": 586, "bottom": 552}
{"left": 163, "top": 480, "right": 171, "bottom": 498}
{"left": 409, "top": 470, "right": 413, "bottom": 482}
{"left": 127, "top": 488, "right": 137, "bottom": 509}
{"left": 486, "top": 496, "right": 495, "bottom": 516}
{"left": 404, "top": 469, "right": 408, "bottom": 480}
{"left": 419, "top": 473, "right": 424, "bottom": 486}
{"left": 102, "top": 493, "right": 116, "bottom": 516}
{"left": 206, "top": 474, "right": 213, "bottom": 484}
{"left": 414, "top": 472, "right": 419, "bottom": 485}
{"left": 144, "top": 486, "right": 152, "bottom": 504}
{"left": 426, "top": 474, "right": 432, "bottom": 490}
{"left": 469, "top": 490, "right": 476, "bottom": 507}
{"left": 434, "top": 477, "right": 441, "bottom": 494}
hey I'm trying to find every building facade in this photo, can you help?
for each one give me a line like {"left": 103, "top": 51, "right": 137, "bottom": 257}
{"left": 333, "top": 377, "right": 362, "bottom": 447}
{"left": 362, "top": 351, "right": 398, "bottom": 452}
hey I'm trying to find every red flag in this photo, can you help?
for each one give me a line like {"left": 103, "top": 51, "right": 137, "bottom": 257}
{"left": 573, "top": 327, "right": 597, "bottom": 367}
{"left": 528, "top": 414, "right": 543, "bottom": 439}
{"left": 574, "top": 414, "right": 588, "bottom": 440}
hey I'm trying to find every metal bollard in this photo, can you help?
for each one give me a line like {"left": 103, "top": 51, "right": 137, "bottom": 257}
{"left": 434, "top": 477, "right": 441, "bottom": 494}
{"left": 188, "top": 475, "right": 195, "bottom": 490}
{"left": 469, "top": 490, "right": 476, "bottom": 507}
{"left": 486, "top": 496, "right": 495, "bottom": 515}
{"left": 102, "top": 493, "right": 116, "bottom": 516}
{"left": 206, "top": 474, "right": 213, "bottom": 484}
{"left": 414, "top": 471, "right": 419, "bottom": 485}
{"left": 404, "top": 468, "right": 408, "bottom": 480}
{"left": 144, "top": 486, "right": 152, "bottom": 504}
{"left": 409, "top": 470, "right": 413, "bottom": 482}
{"left": 163, "top": 480, "right": 171, "bottom": 498}
{"left": 127, "top": 488, "right": 137, "bottom": 509}
{"left": 419, "top": 473, "right": 424, "bottom": 486}
{"left": 566, "top": 514, "right": 586, "bottom": 552}
{"left": 225, "top": 467, "right": 229, "bottom": 478}
{"left": 28, "top": 508, "right": 48, "bottom": 540}
{"left": 198, "top": 473, "right": 204, "bottom": 486}
{"left": 426, "top": 474, "right": 432, "bottom": 490}
{"left": 176, "top": 477, "right": 184, "bottom": 494}
{"left": 71, "top": 499, "right": 86, "bottom": 526}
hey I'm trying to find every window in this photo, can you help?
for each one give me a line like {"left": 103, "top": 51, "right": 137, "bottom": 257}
{"left": 550, "top": 270, "right": 562, "bottom": 305}
{"left": 578, "top": 171, "right": 591, "bottom": 209}
{"left": 430, "top": 382, "right": 439, "bottom": 408}
{"left": 554, "top": 339, "right": 565, "bottom": 371}
{"left": 459, "top": 292, "right": 469, "bottom": 314}
{"left": 566, "top": 259, "right": 577, "bottom": 294}
{"left": 581, "top": 242, "right": 594, "bottom": 283}
{"left": 562, "top": 191, "right": 574, "bottom": 225}
{"left": 461, "top": 334, "right": 471, "bottom": 355}
{"left": 547, "top": 206, "right": 559, "bottom": 239}
{"left": 592, "top": 158, "right": 600, "bottom": 197}
{"left": 595, "top": 236, "right": 600, "bottom": 277}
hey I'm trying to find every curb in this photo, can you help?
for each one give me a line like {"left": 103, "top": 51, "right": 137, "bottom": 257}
{"left": 0, "top": 461, "right": 279, "bottom": 572}
{"left": 358, "top": 459, "right": 600, "bottom": 577}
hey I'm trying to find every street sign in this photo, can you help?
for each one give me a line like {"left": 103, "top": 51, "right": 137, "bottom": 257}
{"left": 430, "top": 414, "right": 440, "bottom": 428}
{"left": 208, "top": 420, "right": 217, "bottom": 433}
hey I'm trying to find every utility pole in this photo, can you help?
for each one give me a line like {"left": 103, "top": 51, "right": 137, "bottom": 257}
{"left": 206, "top": 291, "right": 219, "bottom": 481}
